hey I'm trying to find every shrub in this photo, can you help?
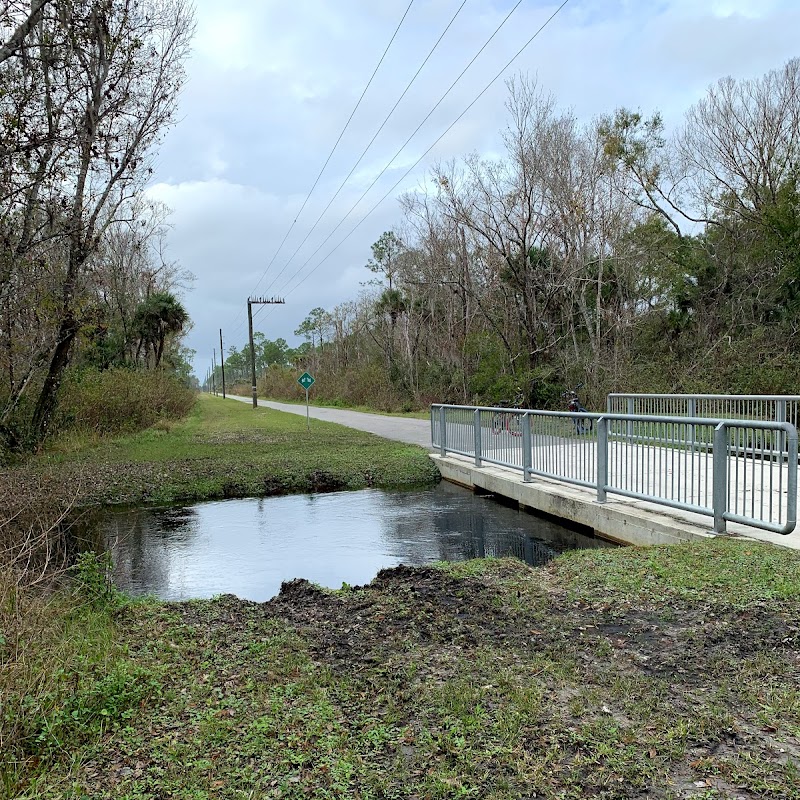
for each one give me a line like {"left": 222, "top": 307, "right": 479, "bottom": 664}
{"left": 258, "top": 363, "right": 414, "bottom": 412}
{"left": 70, "top": 551, "right": 118, "bottom": 610}
{"left": 56, "top": 367, "right": 195, "bottom": 436}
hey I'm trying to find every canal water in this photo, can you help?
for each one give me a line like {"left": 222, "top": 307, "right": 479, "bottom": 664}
{"left": 94, "top": 482, "right": 610, "bottom": 602}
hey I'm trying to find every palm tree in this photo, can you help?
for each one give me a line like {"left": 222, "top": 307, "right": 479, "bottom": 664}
{"left": 132, "top": 291, "right": 189, "bottom": 367}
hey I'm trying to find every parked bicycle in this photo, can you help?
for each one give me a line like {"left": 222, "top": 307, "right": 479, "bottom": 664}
{"left": 563, "top": 384, "right": 593, "bottom": 435}
{"left": 491, "top": 407, "right": 522, "bottom": 436}
{"left": 491, "top": 390, "right": 524, "bottom": 437}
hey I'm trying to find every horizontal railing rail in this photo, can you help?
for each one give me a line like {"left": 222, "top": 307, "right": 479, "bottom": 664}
{"left": 431, "top": 404, "right": 798, "bottom": 535}
{"left": 608, "top": 393, "right": 800, "bottom": 464}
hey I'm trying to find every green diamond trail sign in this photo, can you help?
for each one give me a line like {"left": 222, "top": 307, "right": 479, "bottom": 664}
{"left": 297, "top": 372, "right": 315, "bottom": 390}
{"left": 298, "top": 372, "right": 315, "bottom": 430}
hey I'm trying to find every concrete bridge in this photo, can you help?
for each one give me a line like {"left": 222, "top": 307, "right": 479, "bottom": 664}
{"left": 228, "top": 392, "right": 800, "bottom": 550}
{"left": 431, "top": 403, "right": 799, "bottom": 550}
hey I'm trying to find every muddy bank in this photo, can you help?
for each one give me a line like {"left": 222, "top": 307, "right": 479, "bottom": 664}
{"left": 33, "top": 541, "right": 800, "bottom": 800}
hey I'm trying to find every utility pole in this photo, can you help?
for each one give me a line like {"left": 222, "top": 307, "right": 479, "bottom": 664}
{"left": 247, "top": 296, "right": 285, "bottom": 408}
{"left": 219, "top": 328, "right": 226, "bottom": 399}
{"left": 212, "top": 349, "right": 217, "bottom": 395}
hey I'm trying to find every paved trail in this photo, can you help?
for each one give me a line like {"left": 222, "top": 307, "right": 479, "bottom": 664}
{"left": 227, "top": 395, "right": 432, "bottom": 449}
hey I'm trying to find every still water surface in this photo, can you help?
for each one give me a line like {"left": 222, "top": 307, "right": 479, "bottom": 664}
{"left": 98, "top": 482, "right": 609, "bottom": 602}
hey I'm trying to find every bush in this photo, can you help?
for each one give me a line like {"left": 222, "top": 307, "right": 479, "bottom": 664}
{"left": 70, "top": 551, "right": 118, "bottom": 610}
{"left": 56, "top": 367, "right": 195, "bottom": 436}
{"left": 258, "top": 363, "right": 413, "bottom": 412}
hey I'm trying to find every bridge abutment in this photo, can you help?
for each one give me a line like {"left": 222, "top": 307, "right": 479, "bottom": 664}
{"left": 432, "top": 454, "right": 719, "bottom": 548}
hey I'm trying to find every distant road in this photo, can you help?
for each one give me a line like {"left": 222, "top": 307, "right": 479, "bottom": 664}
{"left": 226, "top": 394, "right": 432, "bottom": 449}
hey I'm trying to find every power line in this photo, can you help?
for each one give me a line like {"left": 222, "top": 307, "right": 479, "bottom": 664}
{"left": 246, "top": 0, "right": 416, "bottom": 299}
{"left": 274, "top": 0, "right": 573, "bottom": 304}
{"left": 259, "top": 0, "right": 526, "bottom": 303}
{"left": 258, "top": 0, "right": 469, "bottom": 300}
{"left": 227, "top": 1, "right": 416, "bottom": 344}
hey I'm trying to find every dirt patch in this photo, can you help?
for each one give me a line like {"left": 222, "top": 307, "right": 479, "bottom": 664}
{"left": 306, "top": 470, "right": 347, "bottom": 492}
{"left": 36, "top": 560, "right": 800, "bottom": 800}
{"left": 267, "top": 564, "right": 529, "bottom": 663}
{"left": 260, "top": 566, "right": 798, "bottom": 687}
{"left": 257, "top": 565, "right": 800, "bottom": 797}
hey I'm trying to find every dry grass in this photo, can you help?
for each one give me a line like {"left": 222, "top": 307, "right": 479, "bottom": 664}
{"left": 0, "top": 471, "right": 96, "bottom": 788}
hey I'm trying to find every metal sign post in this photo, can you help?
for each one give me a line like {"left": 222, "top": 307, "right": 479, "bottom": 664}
{"left": 297, "top": 372, "right": 315, "bottom": 431}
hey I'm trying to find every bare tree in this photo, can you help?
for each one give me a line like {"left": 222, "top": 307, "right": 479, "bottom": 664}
{"left": 678, "top": 58, "right": 800, "bottom": 226}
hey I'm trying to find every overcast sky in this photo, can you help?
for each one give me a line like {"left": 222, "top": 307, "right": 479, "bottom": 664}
{"left": 143, "top": 0, "right": 800, "bottom": 379}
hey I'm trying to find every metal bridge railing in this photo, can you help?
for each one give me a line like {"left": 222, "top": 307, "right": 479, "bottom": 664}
{"left": 609, "top": 393, "right": 800, "bottom": 439}
{"left": 431, "top": 404, "right": 798, "bottom": 535}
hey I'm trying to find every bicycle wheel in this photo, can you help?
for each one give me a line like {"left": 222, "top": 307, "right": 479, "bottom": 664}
{"left": 507, "top": 414, "right": 522, "bottom": 437}
{"left": 491, "top": 413, "right": 504, "bottom": 435}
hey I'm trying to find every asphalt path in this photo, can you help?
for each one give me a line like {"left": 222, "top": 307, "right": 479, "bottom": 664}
{"left": 226, "top": 394, "right": 433, "bottom": 449}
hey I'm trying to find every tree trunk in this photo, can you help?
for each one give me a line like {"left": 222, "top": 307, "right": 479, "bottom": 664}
{"left": 29, "top": 314, "right": 78, "bottom": 441}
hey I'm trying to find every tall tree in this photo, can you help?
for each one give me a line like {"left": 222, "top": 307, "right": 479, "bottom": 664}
{"left": 0, "top": 0, "right": 195, "bottom": 446}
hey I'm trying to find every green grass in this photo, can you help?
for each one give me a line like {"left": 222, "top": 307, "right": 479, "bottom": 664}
{"left": 6, "top": 542, "right": 800, "bottom": 799}
{"left": 5, "top": 396, "right": 800, "bottom": 798}
{"left": 16, "top": 394, "right": 439, "bottom": 506}
{"left": 548, "top": 537, "right": 800, "bottom": 607}
{"left": 0, "top": 555, "right": 144, "bottom": 796}
{"left": 230, "top": 390, "right": 431, "bottom": 419}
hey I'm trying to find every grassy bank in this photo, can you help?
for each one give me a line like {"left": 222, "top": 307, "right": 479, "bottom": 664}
{"left": 1, "top": 393, "right": 438, "bottom": 795}
{"left": 4, "top": 394, "right": 439, "bottom": 508}
{"left": 4, "top": 539, "right": 800, "bottom": 799}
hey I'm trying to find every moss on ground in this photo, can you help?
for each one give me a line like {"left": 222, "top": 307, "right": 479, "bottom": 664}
{"left": 5, "top": 540, "right": 800, "bottom": 799}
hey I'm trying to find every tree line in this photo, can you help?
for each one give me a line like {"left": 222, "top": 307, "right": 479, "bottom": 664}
{"left": 256, "top": 61, "right": 800, "bottom": 412}
{"left": 207, "top": 321, "right": 331, "bottom": 392}
{"left": 0, "top": 0, "right": 195, "bottom": 453}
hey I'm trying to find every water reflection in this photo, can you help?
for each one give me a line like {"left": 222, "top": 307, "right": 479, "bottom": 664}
{"left": 93, "top": 482, "right": 610, "bottom": 602}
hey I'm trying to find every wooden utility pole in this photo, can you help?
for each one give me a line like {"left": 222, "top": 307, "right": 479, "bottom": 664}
{"left": 247, "top": 296, "right": 285, "bottom": 408}
{"left": 219, "top": 328, "right": 226, "bottom": 399}
{"left": 212, "top": 349, "right": 217, "bottom": 395}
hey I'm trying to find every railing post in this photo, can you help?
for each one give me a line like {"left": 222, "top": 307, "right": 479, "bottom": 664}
{"left": 626, "top": 397, "right": 634, "bottom": 442}
{"left": 712, "top": 423, "right": 727, "bottom": 534}
{"left": 522, "top": 412, "right": 532, "bottom": 482}
{"left": 596, "top": 416, "right": 608, "bottom": 503}
{"left": 439, "top": 406, "right": 447, "bottom": 457}
{"left": 474, "top": 409, "right": 482, "bottom": 467}
{"left": 786, "top": 424, "right": 797, "bottom": 532}
{"left": 777, "top": 399, "right": 787, "bottom": 458}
